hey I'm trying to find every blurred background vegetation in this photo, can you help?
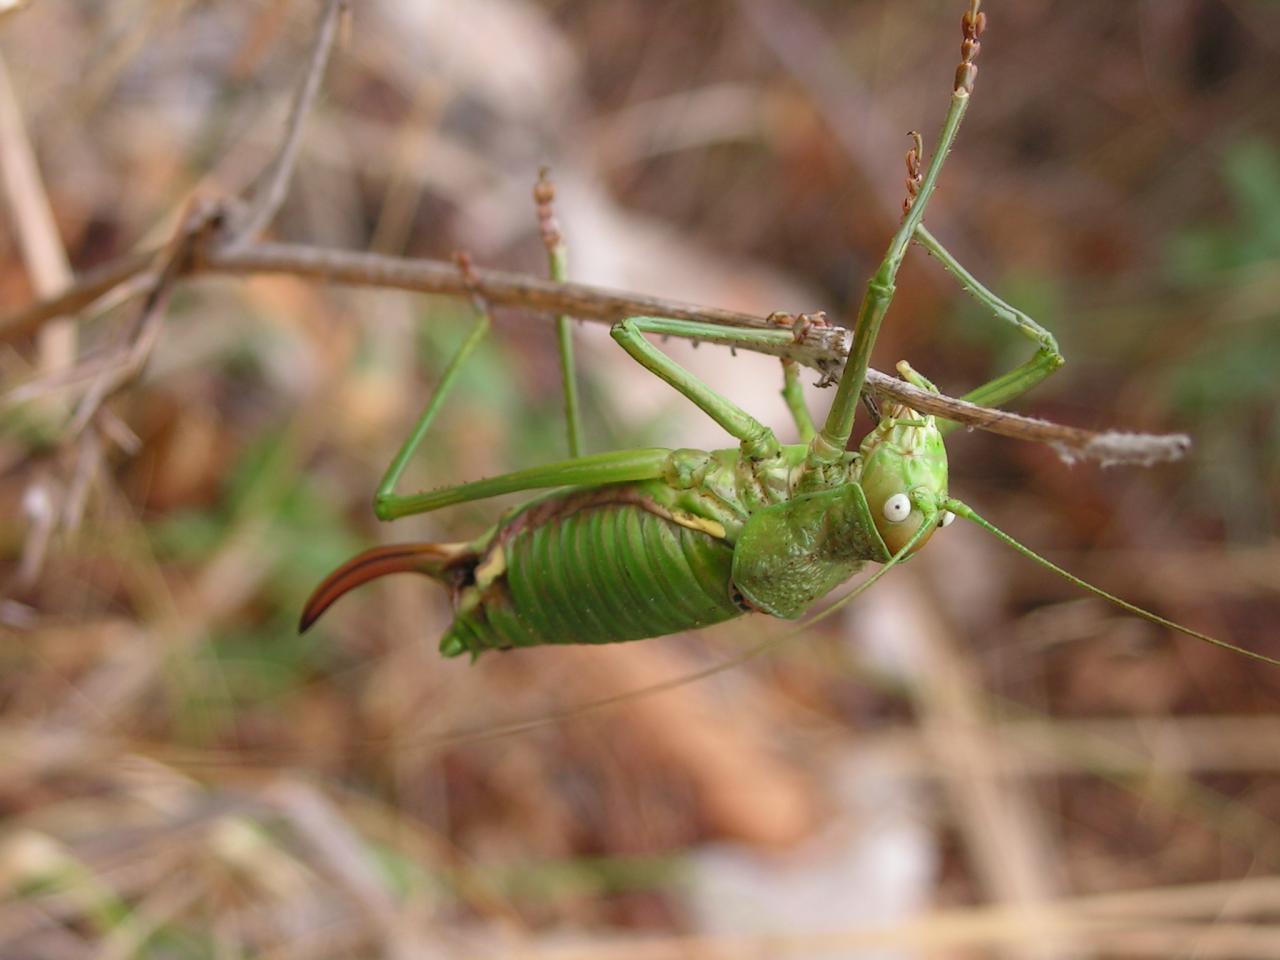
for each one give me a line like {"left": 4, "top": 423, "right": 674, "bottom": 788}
{"left": 2, "top": 1, "right": 1280, "bottom": 957}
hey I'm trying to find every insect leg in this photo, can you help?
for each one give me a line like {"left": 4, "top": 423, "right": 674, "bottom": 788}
{"left": 913, "top": 223, "right": 1063, "bottom": 430}
{"left": 810, "top": 3, "right": 984, "bottom": 468}
{"left": 534, "top": 169, "right": 584, "bottom": 457}
{"left": 376, "top": 447, "right": 672, "bottom": 520}
{"left": 374, "top": 298, "right": 491, "bottom": 520}
{"left": 611, "top": 316, "right": 782, "bottom": 460}
{"left": 380, "top": 311, "right": 816, "bottom": 521}
{"left": 781, "top": 359, "right": 817, "bottom": 442}
{"left": 372, "top": 293, "right": 670, "bottom": 521}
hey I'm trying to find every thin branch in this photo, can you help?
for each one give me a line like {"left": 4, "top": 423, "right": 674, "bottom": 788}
{"left": 2, "top": 234, "right": 1192, "bottom": 467}
{"left": 0, "top": 242, "right": 850, "bottom": 367}
{"left": 63, "top": 283, "right": 170, "bottom": 434}
{"left": 229, "top": 0, "right": 346, "bottom": 243}
{"left": 15, "top": 203, "right": 225, "bottom": 432}
{"left": 200, "top": 241, "right": 853, "bottom": 368}
{"left": 202, "top": 244, "right": 1193, "bottom": 465}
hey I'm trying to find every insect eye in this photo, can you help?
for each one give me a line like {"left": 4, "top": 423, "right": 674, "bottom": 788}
{"left": 882, "top": 493, "right": 912, "bottom": 523}
{"left": 939, "top": 510, "right": 955, "bottom": 528}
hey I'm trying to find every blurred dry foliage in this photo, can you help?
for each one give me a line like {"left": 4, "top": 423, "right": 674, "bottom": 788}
{"left": 2, "top": 1, "right": 1280, "bottom": 957}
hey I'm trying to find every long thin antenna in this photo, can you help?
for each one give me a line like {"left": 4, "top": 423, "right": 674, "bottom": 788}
{"left": 945, "top": 498, "right": 1280, "bottom": 667}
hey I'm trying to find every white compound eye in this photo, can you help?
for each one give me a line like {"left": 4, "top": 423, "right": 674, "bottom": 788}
{"left": 939, "top": 510, "right": 955, "bottom": 528}
{"left": 882, "top": 493, "right": 912, "bottom": 523}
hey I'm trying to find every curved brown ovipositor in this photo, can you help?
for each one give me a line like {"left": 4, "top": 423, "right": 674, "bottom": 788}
{"left": 298, "top": 542, "right": 471, "bottom": 632}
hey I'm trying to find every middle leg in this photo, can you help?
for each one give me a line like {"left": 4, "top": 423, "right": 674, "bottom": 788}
{"left": 610, "top": 316, "right": 789, "bottom": 461}
{"left": 912, "top": 223, "right": 1063, "bottom": 430}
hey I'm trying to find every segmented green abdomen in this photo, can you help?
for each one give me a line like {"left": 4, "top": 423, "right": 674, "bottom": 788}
{"left": 442, "top": 501, "right": 742, "bottom": 655}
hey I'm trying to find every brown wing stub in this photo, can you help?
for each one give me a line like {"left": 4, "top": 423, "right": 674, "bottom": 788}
{"left": 298, "top": 542, "right": 472, "bottom": 633}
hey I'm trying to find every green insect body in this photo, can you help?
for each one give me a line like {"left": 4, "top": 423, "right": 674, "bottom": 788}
{"left": 301, "top": 2, "right": 1278, "bottom": 669}
{"left": 467, "top": 497, "right": 740, "bottom": 651}
{"left": 303, "top": 408, "right": 944, "bottom": 658}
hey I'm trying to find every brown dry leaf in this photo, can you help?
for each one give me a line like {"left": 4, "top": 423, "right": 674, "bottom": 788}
{"left": 554, "top": 642, "right": 818, "bottom": 847}
{"left": 126, "top": 383, "right": 229, "bottom": 511}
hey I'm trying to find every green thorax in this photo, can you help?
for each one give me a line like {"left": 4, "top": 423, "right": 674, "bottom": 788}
{"left": 623, "top": 442, "right": 820, "bottom": 545}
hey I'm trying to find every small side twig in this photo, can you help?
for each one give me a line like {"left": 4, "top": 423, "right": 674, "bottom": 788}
{"left": 64, "top": 199, "right": 226, "bottom": 435}
{"left": 229, "top": 0, "right": 347, "bottom": 244}
{"left": 0, "top": 249, "right": 157, "bottom": 342}
{"left": 451, "top": 249, "right": 487, "bottom": 316}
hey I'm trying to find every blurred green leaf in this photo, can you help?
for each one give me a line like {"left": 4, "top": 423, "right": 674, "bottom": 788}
{"left": 1166, "top": 139, "right": 1280, "bottom": 283}
{"left": 1161, "top": 138, "right": 1280, "bottom": 536}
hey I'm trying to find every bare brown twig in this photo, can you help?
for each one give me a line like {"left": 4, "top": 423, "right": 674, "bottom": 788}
{"left": 64, "top": 199, "right": 226, "bottom": 436}
{"left": 2, "top": 235, "right": 1191, "bottom": 467}
{"left": 203, "top": 245, "right": 1195, "bottom": 466}
{"left": 200, "top": 241, "right": 849, "bottom": 365}
{"left": 0, "top": 249, "right": 156, "bottom": 341}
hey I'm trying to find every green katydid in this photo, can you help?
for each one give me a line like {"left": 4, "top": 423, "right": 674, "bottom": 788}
{"left": 300, "top": 3, "right": 1277, "bottom": 668}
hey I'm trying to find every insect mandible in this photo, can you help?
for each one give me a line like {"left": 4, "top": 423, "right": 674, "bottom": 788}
{"left": 299, "top": 2, "right": 1277, "bottom": 669}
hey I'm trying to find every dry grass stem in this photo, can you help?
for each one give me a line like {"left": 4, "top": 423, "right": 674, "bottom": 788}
{"left": 501, "top": 874, "right": 1280, "bottom": 958}
{"left": 0, "top": 48, "right": 74, "bottom": 374}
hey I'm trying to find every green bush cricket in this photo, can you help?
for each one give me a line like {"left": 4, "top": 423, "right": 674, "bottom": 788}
{"left": 300, "top": 3, "right": 1277, "bottom": 669}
